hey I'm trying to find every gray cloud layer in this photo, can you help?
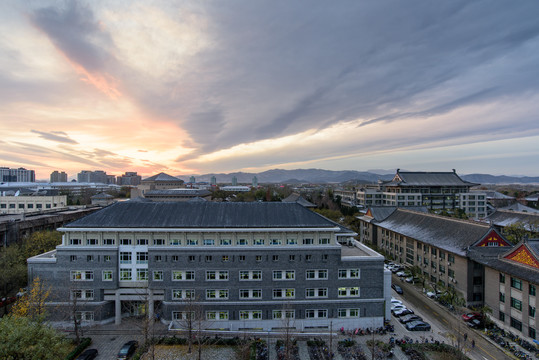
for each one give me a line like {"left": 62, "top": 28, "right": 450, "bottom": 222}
{"left": 20, "top": 0, "right": 539, "bottom": 170}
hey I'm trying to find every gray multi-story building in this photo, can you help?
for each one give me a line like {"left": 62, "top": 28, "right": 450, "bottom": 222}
{"left": 77, "top": 170, "right": 108, "bottom": 184}
{"left": 28, "top": 201, "right": 388, "bottom": 330}
{"left": 50, "top": 170, "right": 68, "bottom": 183}
{"left": 0, "top": 167, "right": 35, "bottom": 182}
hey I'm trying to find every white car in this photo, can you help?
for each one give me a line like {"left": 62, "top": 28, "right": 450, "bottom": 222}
{"left": 426, "top": 291, "right": 436, "bottom": 298}
{"left": 391, "top": 298, "right": 402, "bottom": 304}
{"left": 396, "top": 271, "right": 407, "bottom": 277}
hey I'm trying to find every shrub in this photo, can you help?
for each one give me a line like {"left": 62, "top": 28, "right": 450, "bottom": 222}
{"left": 64, "top": 337, "right": 92, "bottom": 360}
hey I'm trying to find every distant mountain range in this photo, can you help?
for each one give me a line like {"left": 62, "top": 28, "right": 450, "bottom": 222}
{"left": 177, "top": 169, "right": 539, "bottom": 185}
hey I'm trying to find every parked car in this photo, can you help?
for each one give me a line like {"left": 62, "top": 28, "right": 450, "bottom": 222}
{"left": 406, "top": 321, "right": 431, "bottom": 331}
{"left": 391, "top": 306, "right": 406, "bottom": 315}
{"left": 462, "top": 312, "right": 482, "bottom": 322}
{"left": 426, "top": 291, "right": 437, "bottom": 298}
{"left": 467, "top": 319, "right": 481, "bottom": 328}
{"left": 405, "top": 277, "right": 414, "bottom": 283}
{"left": 392, "top": 284, "right": 403, "bottom": 294}
{"left": 117, "top": 340, "right": 138, "bottom": 360}
{"left": 75, "top": 349, "right": 98, "bottom": 360}
{"left": 399, "top": 314, "right": 423, "bottom": 324}
{"left": 394, "top": 308, "right": 414, "bottom": 317}
{"left": 391, "top": 298, "right": 402, "bottom": 305}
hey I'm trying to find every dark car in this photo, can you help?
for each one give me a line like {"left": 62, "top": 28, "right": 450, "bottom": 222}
{"left": 392, "top": 284, "right": 403, "bottom": 294}
{"left": 75, "top": 349, "right": 98, "bottom": 360}
{"left": 406, "top": 321, "right": 431, "bottom": 331}
{"left": 399, "top": 314, "right": 423, "bottom": 324}
{"left": 117, "top": 340, "right": 138, "bottom": 360}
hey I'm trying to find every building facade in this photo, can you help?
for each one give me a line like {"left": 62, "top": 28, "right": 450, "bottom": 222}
{"left": 0, "top": 167, "right": 35, "bottom": 182}
{"left": 0, "top": 195, "right": 67, "bottom": 214}
{"left": 50, "top": 171, "right": 68, "bottom": 183}
{"left": 28, "top": 202, "right": 388, "bottom": 331}
{"left": 77, "top": 170, "right": 109, "bottom": 184}
{"left": 116, "top": 172, "right": 142, "bottom": 186}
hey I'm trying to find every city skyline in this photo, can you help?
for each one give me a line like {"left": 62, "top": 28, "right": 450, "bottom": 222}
{"left": 2, "top": 1, "right": 539, "bottom": 179}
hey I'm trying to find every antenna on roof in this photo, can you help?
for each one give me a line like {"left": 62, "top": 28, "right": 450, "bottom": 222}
{"left": 452, "top": 169, "right": 456, "bottom": 173}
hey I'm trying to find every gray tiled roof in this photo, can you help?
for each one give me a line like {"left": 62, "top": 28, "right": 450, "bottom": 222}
{"left": 282, "top": 193, "right": 316, "bottom": 207}
{"left": 145, "top": 189, "right": 211, "bottom": 196}
{"left": 499, "top": 203, "right": 539, "bottom": 214}
{"left": 64, "top": 201, "right": 340, "bottom": 229}
{"left": 142, "top": 172, "right": 183, "bottom": 182}
{"left": 486, "top": 209, "right": 539, "bottom": 229}
{"left": 377, "top": 209, "right": 489, "bottom": 256}
{"left": 381, "top": 171, "right": 477, "bottom": 187}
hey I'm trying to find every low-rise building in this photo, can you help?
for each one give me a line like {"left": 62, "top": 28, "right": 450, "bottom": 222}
{"left": 0, "top": 195, "right": 67, "bottom": 214}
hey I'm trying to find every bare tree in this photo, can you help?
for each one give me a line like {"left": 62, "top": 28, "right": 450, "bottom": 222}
{"left": 175, "top": 293, "right": 210, "bottom": 359}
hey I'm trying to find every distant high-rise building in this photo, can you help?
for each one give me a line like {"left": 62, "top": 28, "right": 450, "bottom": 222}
{"left": 189, "top": 176, "right": 196, "bottom": 183}
{"left": 107, "top": 175, "right": 116, "bottom": 184}
{"left": 211, "top": 176, "right": 217, "bottom": 186}
{"left": 77, "top": 170, "right": 108, "bottom": 184}
{"left": 116, "top": 172, "right": 142, "bottom": 186}
{"left": 252, "top": 176, "right": 258, "bottom": 187}
{"left": 50, "top": 171, "right": 68, "bottom": 183}
{"left": 0, "top": 167, "right": 35, "bottom": 182}
{"left": 232, "top": 176, "right": 238, "bottom": 186}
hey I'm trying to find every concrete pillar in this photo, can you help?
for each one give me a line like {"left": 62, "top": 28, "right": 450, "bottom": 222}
{"left": 115, "top": 290, "right": 121, "bottom": 325}
{"left": 148, "top": 289, "right": 154, "bottom": 320}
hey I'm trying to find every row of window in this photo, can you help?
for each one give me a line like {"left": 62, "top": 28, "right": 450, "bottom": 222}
{"left": 500, "top": 274, "right": 536, "bottom": 296}
{"left": 171, "top": 287, "right": 360, "bottom": 300}
{"left": 72, "top": 253, "right": 329, "bottom": 263}
{"left": 0, "top": 203, "right": 54, "bottom": 209}
{"left": 71, "top": 269, "right": 361, "bottom": 282}
{"left": 172, "top": 308, "right": 361, "bottom": 321}
{"left": 68, "top": 237, "right": 332, "bottom": 246}
{"left": 499, "top": 311, "right": 537, "bottom": 340}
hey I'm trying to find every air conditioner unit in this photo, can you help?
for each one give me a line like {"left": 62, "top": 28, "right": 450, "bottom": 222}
{"left": 447, "top": 262, "right": 451, "bottom": 266}
{"left": 433, "top": 270, "right": 436, "bottom": 273}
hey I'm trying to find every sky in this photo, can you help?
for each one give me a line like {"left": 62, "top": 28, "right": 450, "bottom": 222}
{"left": 1, "top": 0, "right": 539, "bottom": 180}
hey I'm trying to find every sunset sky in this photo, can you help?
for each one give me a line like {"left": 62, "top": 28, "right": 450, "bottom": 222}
{"left": 1, "top": 1, "right": 539, "bottom": 180}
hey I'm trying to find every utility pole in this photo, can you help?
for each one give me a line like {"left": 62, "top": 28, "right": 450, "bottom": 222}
{"left": 329, "top": 321, "right": 333, "bottom": 360}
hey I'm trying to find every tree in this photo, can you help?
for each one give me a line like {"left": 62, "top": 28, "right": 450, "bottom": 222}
{"left": 11, "top": 276, "right": 51, "bottom": 323}
{"left": 176, "top": 294, "right": 208, "bottom": 358}
{"left": 0, "top": 316, "right": 70, "bottom": 360}
{"left": 503, "top": 222, "right": 532, "bottom": 244}
{"left": 0, "top": 245, "right": 27, "bottom": 311}
{"left": 20, "top": 230, "right": 62, "bottom": 260}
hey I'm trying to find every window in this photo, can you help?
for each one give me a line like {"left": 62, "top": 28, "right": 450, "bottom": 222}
{"left": 319, "top": 238, "right": 330, "bottom": 245}
{"left": 188, "top": 255, "right": 196, "bottom": 262}
{"left": 18, "top": 204, "right": 25, "bottom": 209}
{"left": 270, "top": 239, "right": 282, "bottom": 245}
{"left": 239, "top": 255, "right": 245, "bottom": 261}
{"left": 172, "top": 289, "right": 195, "bottom": 300}
{"left": 153, "top": 238, "right": 165, "bottom": 246}
{"left": 338, "top": 308, "right": 359, "bottom": 318}
{"left": 306, "top": 269, "right": 328, "bottom": 280}
{"left": 220, "top": 239, "right": 232, "bottom": 246}
{"left": 87, "top": 255, "right": 94, "bottom": 262}
{"left": 530, "top": 327, "right": 536, "bottom": 340}
{"left": 102, "top": 270, "right": 113, "bottom": 281}
{"left": 338, "top": 269, "right": 360, "bottom": 279}
{"left": 273, "top": 270, "right": 295, "bottom": 280}
{"left": 221, "top": 255, "right": 229, "bottom": 262}
{"left": 448, "top": 254, "right": 455, "bottom": 263}
{"left": 170, "top": 239, "right": 181, "bottom": 246}
{"left": 305, "top": 254, "right": 312, "bottom": 261}
{"left": 255, "top": 255, "right": 262, "bottom": 262}
{"left": 530, "top": 284, "right": 536, "bottom": 296}
{"left": 104, "top": 255, "right": 111, "bottom": 262}
{"left": 206, "top": 289, "right": 229, "bottom": 299}
{"left": 289, "top": 255, "right": 295, "bottom": 261}
{"left": 36, "top": 204, "right": 42, "bottom": 209}
{"left": 272, "top": 310, "right": 295, "bottom": 319}
{"left": 206, "top": 311, "right": 229, "bottom": 320}
{"left": 303, "top": 238, "right": 314, "bottom": 245}
{"left": 205, "top": 255, "right": 213, "bottom": 262}
{"left": 45, "top": 204, "right": 51, "bottom": 209}
{"left": 239, "top": 270, "right": 262, "bottom": 281}
{"left": 272, "top": 288, "right": 295, "bottom": 299}
{"left": 75, "top": 311, "right": 94, "bottom": 321}
{"left": 272, "top": 255, "right": 279, "bottom": 262}
{"left": 305, "top": 309, "right": 328, "bottom": 319}
{"left": 499, "top": 292, "right": 505, "bottom": 302}
{"left": 187, "top": 239, "right": 198, "bottom": 246}
{"left": 71, "top": 270, "right": 94, "bottom": 281}
{"left": 120, "top": 252, "right": 132, "bottom": 264}
{"left": 204, "top": 239, "right": 215, "bottom": 246}
{"left": 511, "top": 277, "right": 522, "bottom": 291}
{"left": 236, "top": 238, "right": 248, "bottom": 246}
{"left": 499, "top": 311, "right": 505, "bottom": 321}
{"left": 287, "top": 238, "right": 297, "bottom": 245}
{"left": 239, "top": 310, "right": 262, "bottom": 320}
{"left": 137, "top": 269, "right": 148, "bottom": 281}
{"left": 120, "top": 238, "right": 132, "bottom": 245}
{"left": 448, "top": 269, "right": 455, "bottom": 278}
{"left": 510, "top": 317, "right": 522, "bottom": 331}
{"left": 321, "top": 254, "right": 328, "bottom": 261}
{"left": 153, "top": 271, "right": 163, "bottom": 281}
{"left": 172, "top": 255, "right": 179, "bottom": 262}
{"left": 173, "top": 311, "right": 195, "bottom": 320}
{"left": 136, "top": 239, "right": 148, "bottom": 245}
{"left": 253, "top": 239, "right": 265, "bottom": 246}
{"left": 338, "top": 287, "right": 360, "bottom": 297}
{"left": 72, "top": 289, "right": 94, "bottom": 300}
{"left": 70, "top": 238, "right": 81, "bottom": 245}
{"left": 305, "top": 288, "right": 328, "bottom": 298}
{"left": 511, "top": 297, "right": 522, "bottom": 311}
{"left": 70, "top": 255, "right": 77, "bottom": 262}
{"left": 172, "top": 270, "right": 195, "bottom": 281}
{"left": 120, "top": 269, "right": 132, "bottom": 281}
{"left": 206, "top": 270, "right": 229, "bottom": 281}
{"left": 530, "top": 306, "right": 536, "bottom": 318}
{"left": 136, "top": 252, "right": 148, "bottom": 264}
{"left": 86, "top": 238, "right": 98, "bottom": 245}
{"left": 239, "top": 289, "right": 262, "bottom": 299}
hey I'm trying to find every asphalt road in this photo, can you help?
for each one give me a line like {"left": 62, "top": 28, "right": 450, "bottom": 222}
{"left": 392, "top": 274, "right": 513, "bottom": 360}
